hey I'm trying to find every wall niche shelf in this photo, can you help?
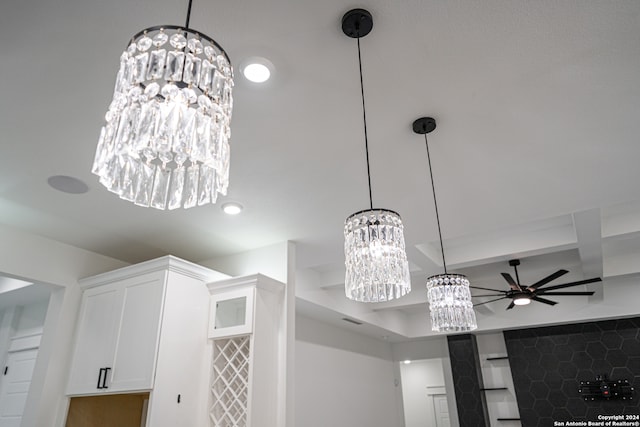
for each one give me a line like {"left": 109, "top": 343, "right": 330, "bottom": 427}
{"left": 479, "top": 343, "right": 521, "bottom": 426}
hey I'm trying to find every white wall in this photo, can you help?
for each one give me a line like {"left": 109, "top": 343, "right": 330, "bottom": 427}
{"left": 0, "top": 299, "right": 49, "bottom": 352}
{"left": 391, "top": 338, "right": 460, "bottom": 427}
{"left": 0, "top": 224, "right": 128, "bottom": 427}
{"left": 295, "top": 314, "right": 402, "bottom": 427}
{"left": 14, "top": 299, "right": 49, "bottom": 337}
{"left": 0, "top": 299, "right": 48, "bottom": 379}
{"left": 0, "top": 308, "right": 17, "bottom": 372}
{"left": 399, "top": 359, "right": 447, "bottom": 427}
{"left": 200, "top": 242, "right": 290, "bottom": 283}
{"left": 0, "top": 299, "right": 48, "bottom": 425}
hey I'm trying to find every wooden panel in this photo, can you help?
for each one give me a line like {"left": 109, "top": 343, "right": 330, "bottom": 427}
{"left": 65, "top": 393, "right": 149, "bottom": 427}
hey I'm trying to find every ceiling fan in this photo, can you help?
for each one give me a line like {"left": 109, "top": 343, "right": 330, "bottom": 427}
{"left": 471, "top": 259, "right": 602, "bottom": 310}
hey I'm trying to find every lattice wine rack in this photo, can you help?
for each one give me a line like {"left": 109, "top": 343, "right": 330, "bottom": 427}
{"left": 210, "top": 337, "right": 251, "bottom": 427}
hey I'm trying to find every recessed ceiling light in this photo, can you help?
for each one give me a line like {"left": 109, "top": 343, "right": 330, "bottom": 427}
{"left": 243, "top": 63, "right": 270, "bottom": 83}
{"left": 242, "top": 58, "right": 273, "bottom": 83}
{"left": 222, "top": 202, "right": 243, "bottom": 215}
{"left": 403, "top": 360, "right": 411, "bottom": 365}
{"left": 47, "top": 175, "right": 89, "bottom": 194}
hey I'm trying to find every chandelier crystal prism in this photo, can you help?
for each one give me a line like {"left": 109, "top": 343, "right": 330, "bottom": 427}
{"left": 342, "top": 9, "right": 411, "bottom": 303}
{"left": 344, "top": 209, "right": 411, "bottom": 302}
{"left": 413, "top": 117, "right": 477, "bottom": 332}
{"left": 92, "top": 1, "right": 233, "bottom": 210}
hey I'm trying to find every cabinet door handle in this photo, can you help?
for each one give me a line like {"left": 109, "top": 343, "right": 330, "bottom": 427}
{"left": 102, "top": 367, "right": 111, "bottom": 389}
{"left": 97, "top": 368, "right": 105, "bottom": 389}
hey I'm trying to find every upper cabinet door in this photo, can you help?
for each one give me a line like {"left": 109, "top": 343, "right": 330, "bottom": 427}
{"left": 209, "top": 287, "right": 255, "bottom": 339}
{"left": 67, "top": 271, "right": 167, "bottom": 395}
{"left": 109, "top": 272, "right": 166, "bottom": 392}
{"left": 66, "top": 284, "right": 121, "bottom": 395}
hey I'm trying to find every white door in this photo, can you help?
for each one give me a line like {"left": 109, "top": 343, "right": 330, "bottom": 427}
{"left": 432, "top": 394, "right": 450, "bottom": 427}
{"left": 0, "top": 348, "right": 39, "bottom": 427}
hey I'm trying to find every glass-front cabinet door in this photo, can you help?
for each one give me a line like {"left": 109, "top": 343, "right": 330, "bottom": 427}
{"left": 209, "top": 287, "right": 254, "bottom": 338}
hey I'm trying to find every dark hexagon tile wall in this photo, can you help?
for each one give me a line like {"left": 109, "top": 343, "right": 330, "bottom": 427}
{"left": 504, "top": 317, "right": 640, "bottom": 426}
{"left": 447, "top": 334, "right": 490, "bottom": 427}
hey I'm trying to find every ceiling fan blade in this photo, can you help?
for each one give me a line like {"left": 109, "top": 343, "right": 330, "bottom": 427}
{"left": 537, "top": 291, "right": 595, "bottom": 296}
{"left": 532, "top": 296, "right": 558, "bottom": 306}
{"left": 538, "top": 277, "right": 602, "bottom": 292}
{"left": 501, "top": 272, "right": 522, "bottom": 291}
{"left": 527, "top": 269, "right": 569, "bottom": 290}
{"left": 472, "top": 294, "right": 507, "bottom": 297}
{"left": 469, "top": 285, "right": 507, "bottom": 293}
{"left": 506, "top": 301, "right": 516, "bottom": 310}
{"left": 473, "top": 297, "right": 507, "bottom": 307}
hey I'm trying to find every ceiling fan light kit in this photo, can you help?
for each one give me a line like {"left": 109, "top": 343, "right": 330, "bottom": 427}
{"left": 472, "top": 259, "right": 602, "bottom": 310}
{"left": 92, "top": 0, "right": 233, "bottom": 210}
{"left": 414, "top": 117, "right": 477, "bottom": 332}
{"left": 342, "top": 9, "right": 411, "bottom": 303}
{"left": 513, "top": 295, "right": 531, "bottom": 306}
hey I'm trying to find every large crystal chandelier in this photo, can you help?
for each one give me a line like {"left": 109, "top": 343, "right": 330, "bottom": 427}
{"left": 342, "top": 9, "right": 411, "bottom": 303}
{"left": 92, "top": 0, "right": 233, "bottom": 209}
{"left": 413, "top": 117, "right": 477, "bottom": 332}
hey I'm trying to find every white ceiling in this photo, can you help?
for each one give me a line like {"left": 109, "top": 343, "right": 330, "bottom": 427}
{"left": 2, "top": 0, "right": 640, "bottom": 340}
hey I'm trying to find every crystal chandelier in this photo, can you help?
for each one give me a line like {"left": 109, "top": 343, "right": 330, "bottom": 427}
{"left": 92, "top": 0, "right": 233, "bottom": 209}
{"left": 413, "top": 117, "right": 477, "bottom": 332}
{"left": 342, "top": 9, "right": 411, "bottom": 303}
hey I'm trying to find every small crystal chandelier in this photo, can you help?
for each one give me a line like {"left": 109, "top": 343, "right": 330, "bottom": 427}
{"left": 92, "top": 0, "right": 233, "bottom": 209}
{"left": 342, "top": 9, "right": 411, "bottom": 303}
{"left": 413, "top": 117, "right": 477, "bottom": 332}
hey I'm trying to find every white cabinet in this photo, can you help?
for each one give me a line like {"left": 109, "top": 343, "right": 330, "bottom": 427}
{"left": 66, "top": 256, "right": 228, "bottom": 427}
{"left": 209, "top": 287, "right": 254, "bottom": 339}
{"left": 109, "top": 272, "right": 165, "bottom": 391}
{"left": 207, "top": 274, "right": 285, "bottom": 427}
{"left": 67, "top": 271, "right": 165, "bottom": 395}
{"left": 66, "top": 284, "right": 120, "bottom": 394}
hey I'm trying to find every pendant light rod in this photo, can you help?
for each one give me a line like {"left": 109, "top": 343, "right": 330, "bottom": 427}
{"left": 185, "top": 0, "right": 193, "bottom": 29}
{"left": 424, "top": 133, "right": 447, "bottom": 274}
{"left": 413, "top": 117, "right": 447, "bottom": 273}
{"left": 510, "top": 259, "right": 522, "bottom": 285}
{"left": 357, "top": 37, "right": 373, "bottom": 210}
{"left": 343, "top": 8, "right": 375, "bottom": 210}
